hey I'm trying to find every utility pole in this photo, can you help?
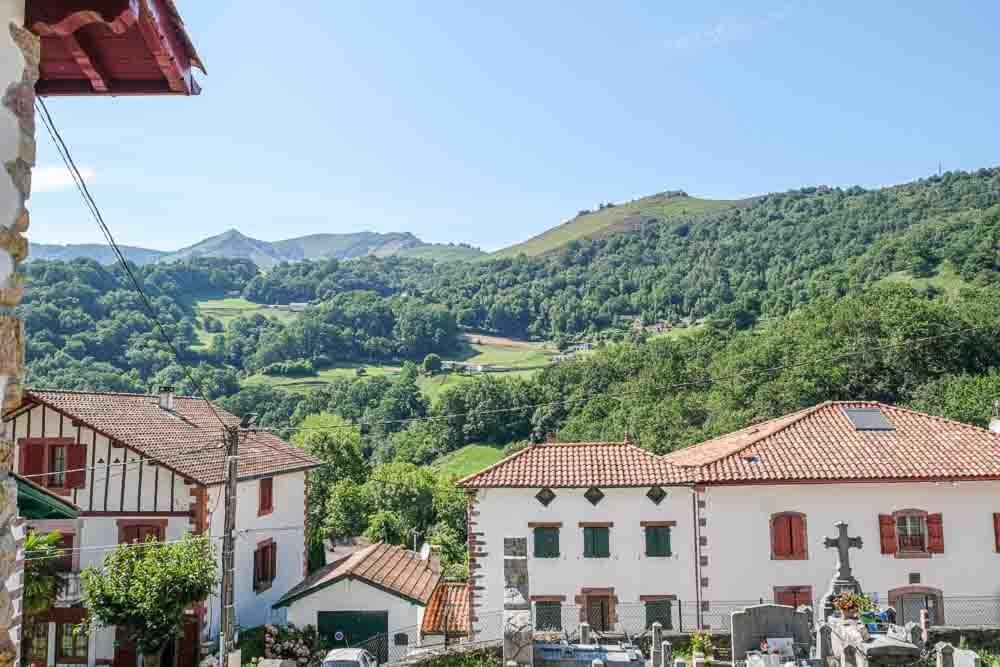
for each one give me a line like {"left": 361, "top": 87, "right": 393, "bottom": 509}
{"left": 219, "top": 424, "right": 240, "bottom": 667}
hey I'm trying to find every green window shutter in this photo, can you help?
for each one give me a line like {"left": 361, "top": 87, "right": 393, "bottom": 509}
{"left": 535, "top": 602, "right": 562, "bottom": 631}
{"left": 585, "top": 527, "right": 610, "bottom": 558}
{"left": 534, "top": 527, "right": 560, "bottom": 558}
{"left": 646, "top": 527, "right": 672, "bottom": 557}
{"left": 645, "top": 600, "right": 673, "bottom": 630}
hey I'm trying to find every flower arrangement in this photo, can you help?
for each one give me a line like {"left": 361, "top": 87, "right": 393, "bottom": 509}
{"left": 263, "top": 624, "right": 329, "bottom": 666}
{"left": 832, "top": 592, "right": 875, "bottom": 618}
{"left": 690, "top": 630, "right": 715, "bottom": 657}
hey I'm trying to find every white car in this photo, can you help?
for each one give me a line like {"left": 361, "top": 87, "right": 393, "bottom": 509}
{"left": 321, "top": 648, "right": 378, "bottom": 667}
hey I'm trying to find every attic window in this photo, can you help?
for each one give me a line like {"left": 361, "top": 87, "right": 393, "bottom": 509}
{"left": 584, "top": 487, "right": 605, "bottom": 506}
{"left": 843, "top": 408, "right": 895, "bottom": 431}
{"left": 535, "top": 488, "right": 556, "bottom": 507}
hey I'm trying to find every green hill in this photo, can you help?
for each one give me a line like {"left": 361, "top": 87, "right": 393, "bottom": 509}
{"left": 494, "top": 191, "right": 742, "bottom": 257}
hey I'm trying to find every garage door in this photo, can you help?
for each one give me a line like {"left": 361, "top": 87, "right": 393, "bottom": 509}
{"left": 318, "top": 611, "right": 389, "bottom": 662}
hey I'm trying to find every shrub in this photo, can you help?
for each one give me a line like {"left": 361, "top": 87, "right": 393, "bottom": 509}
{"left": 260, "top": 359, "right": 316, "bottom": 377}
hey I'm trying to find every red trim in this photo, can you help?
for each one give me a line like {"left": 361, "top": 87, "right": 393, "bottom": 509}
{"left": 258, "top": 477, "right": 274, "bottom": 516}
{"left": 59, "top": 32, "right": 110, "bottom": 93}
{"left": 640, "top": 521, "right": 677, "bottom": 527}
{"left": 116, "top": 518, "right": 167, "bottom": 544}
{"left": 993, "top": 513, "right": 1000, "bottom": 553}
{"left": 578, "top": 521, "right": 614, "bottom": 528}
{"left": 28, "top": 3, "right": 136, "bottom": 38}
{"left": 82, "top": 511, "right": 189, "bottom": 517}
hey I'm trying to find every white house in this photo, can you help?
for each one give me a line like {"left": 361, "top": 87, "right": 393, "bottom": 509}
{"left": 274, "top": 542, "right": 447, "bottom": 662}
{"left": 5, "top": 388, "right": 319, "bottom": 667}
{"left": 458, "top": 401, "right": 1000, "bottom": 635}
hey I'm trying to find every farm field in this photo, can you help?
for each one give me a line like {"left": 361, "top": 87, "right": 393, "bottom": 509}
{"left": 193, "top": 296, "right": 299, "bottom": 349}
{"left": 432, "top": 443, "right": 506, "bottom": 478}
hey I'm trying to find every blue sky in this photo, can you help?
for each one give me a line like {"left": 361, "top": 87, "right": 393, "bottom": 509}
{"left": 31, "top": 1, "right": 1000, "bottom": 252}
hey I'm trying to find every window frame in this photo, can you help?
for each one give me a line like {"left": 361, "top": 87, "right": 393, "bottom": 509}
{"left": 582, "top": 525, "right": 611, "bottom": 558}
{"left": 644, "top": 525, "right": 672, "bottom": 558}
{"left": 770, "top": 511, "right": 808, "bottom": 560}
{"left": 894, "top": 510, "right": 928, "bottom": 555}
{"left": 55, "top": 621, "right": 88, "bottom": 664}
{"left": 254, "top": 538, "right": 278, "bottom": 593}
{"left": 19, "top": 437, "right": 80, "bottom": 494}
{"left": 259, "top": 477, "right": 274, "bottom": 516}
{"left": 534, "top": 601, "right": 563, "bottom": 631}
{"left": 48, "top": 444, "right": 67, "bottom": 488}
{"left": 23, "top": 620, "right": 49, "bottom": 665}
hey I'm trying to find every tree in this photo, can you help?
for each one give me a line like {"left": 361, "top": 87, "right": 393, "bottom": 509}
{"left": 80, "top": 535, "right": 216, "bottom": 667}
{"left": 422, "top": 353, "right": 442, "bottom": 375}
{"left": 23, "top": 531, "right": 66, "bottom": 615}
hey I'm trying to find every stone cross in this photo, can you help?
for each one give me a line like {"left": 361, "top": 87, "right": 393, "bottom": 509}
{"left": 824, "top": 522, "right": 863, "bottom": 581}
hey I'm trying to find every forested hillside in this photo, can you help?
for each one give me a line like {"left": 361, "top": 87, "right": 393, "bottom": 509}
{"left": 16, "top": 167, "right": 1000, "bottom": 576}
{"left": 247, "top": 168, "right": 1000, "bottom": 339}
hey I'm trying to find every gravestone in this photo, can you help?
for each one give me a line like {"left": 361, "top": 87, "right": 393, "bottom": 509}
{"left": 503, "top": 537, "right": 533, "bottom": 666}
{"left": 731, "top": 604, "right": 812, "bottom": 661}
{"left": 821, "top": 522, "right": 864, "bottom": 621}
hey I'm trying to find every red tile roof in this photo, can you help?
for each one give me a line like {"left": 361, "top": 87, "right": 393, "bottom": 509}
{"left": 19, "top": 389, "right": 318, "bottom": 486}
{"left": 274, "top": 543, "right": 441, "bottom": 608}
{"left": 667, "top": 401, "right": 1000, "bottom": 483}
{"left": 456, "top": 441, "right": 688, "bottom": 488}
{"left": 456, "top": 403, "right": 1000, "bottom": 488}
{"left": 421, "top": 583, "right": 470, "bottom": 636}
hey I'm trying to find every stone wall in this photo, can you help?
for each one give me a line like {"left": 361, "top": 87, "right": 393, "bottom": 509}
{"left": 0, "top": 5, "right": 38, "bottom": 665}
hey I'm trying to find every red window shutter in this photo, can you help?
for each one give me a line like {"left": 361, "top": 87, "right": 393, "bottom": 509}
{"left": 269, "top": 543, "right": 277, "bottom": 583}
{"left": 20, "top": 441, "right": 45, "bottom": 478}
{"left": 790, "top": 515, "right": 807, "bottom": 557}
{"left": 772, "top": 515, "right": 792, "bottom": 557}
{"left": 259, "top": 478, "right": 273, "bottom": 514}
{"left": 927, "top": 513, "right": 944, "bottom": 553}
{"left": 253, "top": 548, "right": 261, "bottom": 591}
{"left": 879, "top": 515, "right": 897, "bottom": 554}
{"left": 994, "top": 513, "right": 1000, "bottom": 553}
{"left": 66, "top": 444, "right": 87, "bottom": 488}
{"left": 56, "top": 534, "right": 74, "bottom": 572}
{"left": 775, "top": 589, "right": 795, "bottom": 606}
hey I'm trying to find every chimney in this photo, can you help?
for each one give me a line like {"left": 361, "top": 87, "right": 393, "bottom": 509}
{"left": 158, "top": 385, "right": 175, "bottom": 411}
{"left": 991, "top": 400, "right": 1000, "bottom": 434}
{"left": 420, "top": 542, "right": 442, "bottom": 571}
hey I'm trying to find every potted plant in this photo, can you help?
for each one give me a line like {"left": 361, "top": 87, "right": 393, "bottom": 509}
{"left": 690, "top": 631, "right": 715, "bottom": 662}
{"left": 832, "top": 592, "right": 874, "bottom": 620}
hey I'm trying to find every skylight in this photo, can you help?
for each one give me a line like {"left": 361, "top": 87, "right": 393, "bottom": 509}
{"left": 843, "top": 407, "right": 895, "bottom": 431}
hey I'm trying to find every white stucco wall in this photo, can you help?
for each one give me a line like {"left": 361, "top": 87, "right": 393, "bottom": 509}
{"left": 204, "top": 471, "right": 308, "bottom": 640}
{"left": 471, "top": 485, "right": 697, "bottom": 633}
{"left": 284, "top": 577, "right": 423, "bottom": 636}
{"left": 701, "top": 481, "right": 1000, "bottom": 605}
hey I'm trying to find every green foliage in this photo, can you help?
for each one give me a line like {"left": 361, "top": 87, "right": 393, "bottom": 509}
{"left": 260, "top": 359, "right": 316, "bottom": 377}
{"left": 690, "top": 631, "right": 715, "bottom": 655}
{"left": 23, "top": 531, "right": 66, "bottom": 615}
{"left": 423, "top": 352, "right": 442, "bottom": 375}
{"left": 908, "top": 370, "right": 1000, "bottom": 427}
{"left": 80, "top": 535, "right": 216, "bottom": 657}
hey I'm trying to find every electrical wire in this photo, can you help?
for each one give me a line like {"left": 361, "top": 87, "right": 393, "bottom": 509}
{"left": 22, "top": 534, "right": 222, "bottom": 563}
{"left": 34, "top": 98, "right": 228, "bottom": 429}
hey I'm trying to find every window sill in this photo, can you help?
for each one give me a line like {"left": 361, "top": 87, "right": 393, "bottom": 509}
{"left": 258, "top": 507, "right": 273, "bottom": 517}
{"left": 771, "top": 554, "right": 808, "bottom": 561}
{"left": 895, "top": 551, "right": 932, "bottom": 559}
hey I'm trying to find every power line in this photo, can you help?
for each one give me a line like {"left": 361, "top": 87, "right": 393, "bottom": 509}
{"left": 22, "top": 535, "right": 222, "bottom": 563}
{"left": 34, "top": 98, "right": 228, "bottom": 429}
{"left": 251, "top": 319, "right": 1000, "bottom": 435}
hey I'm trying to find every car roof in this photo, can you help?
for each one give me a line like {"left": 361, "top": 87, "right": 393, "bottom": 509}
{"left": 323, "top": 648, "right": 372, "bottom": 661}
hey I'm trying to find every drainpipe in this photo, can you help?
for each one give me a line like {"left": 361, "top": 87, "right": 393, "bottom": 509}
{"left": 690, "top": 486, "right": 702, "bottom": 630}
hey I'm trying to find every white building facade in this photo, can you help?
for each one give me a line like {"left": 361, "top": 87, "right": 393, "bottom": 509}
{"left": 460, "top": 402, "right": 1000, "bottom": 635}
{"left": 5, "top": 388, "right": 317, "bottom": 667}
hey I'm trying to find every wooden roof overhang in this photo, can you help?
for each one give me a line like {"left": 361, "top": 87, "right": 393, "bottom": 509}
{"left": 26, "top": 0, "right": 205, "bottom": 96}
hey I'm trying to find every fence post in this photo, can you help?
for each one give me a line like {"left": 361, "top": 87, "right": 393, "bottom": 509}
{"left": 651, "top": 623, "right": 663, "bottom": 667}
{"left": 678, "top": 600, "right": 684, "bottom": 633}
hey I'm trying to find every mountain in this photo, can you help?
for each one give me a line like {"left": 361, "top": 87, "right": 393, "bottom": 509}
{"left": 29, "top": 230, "right": 484, "bottom": 269}
{"left": 494, "top": 190, "right": 745, "bottom": 257}
{"left": 29, "top": 242, "right": 166, "bottom": 265}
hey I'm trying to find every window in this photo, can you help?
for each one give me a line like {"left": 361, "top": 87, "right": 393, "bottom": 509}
{"left": 49, "top": 445, "right": 66, "bottom": 487}
{"left": 259, "top": 477, "right": 274, "bottom": 516}
{"left": 533, "top": 527, "right": 560, "bottom": 558}
{"left": 56, "top": 622, "right": 88, "bottom": 664}
{"left": 645, "top": 526, "right": 671, "bottom": 557}
{"left": 118, "top": 522, "right": 165, "bottom": 544}
{"left": 54, "top": 533, "right": 74, "bottom": 573}
{"left": 583, "top": 526, "right": 610, "bottom": 558}
{"left": 645, "top": 600, "right": 673, "bottom": 630}
{"left": 771, "top": 512, "right": 807, "bottom": 560}
{"left": 23, "top": 621, "right": 48, "bottom": 665}
{"left": 843, "top": 407, "right": 895, "bottom": 431}
{"left": 393, "top": 633, "right": 409, "bottom": 647}
{"left": 774, "top": 586, "right": 812, "bottom": 608}
{"left": 254, "top": 540, "right": 278, "bottom": 592}
{"left": 18, "top": 438, "right": 85, "bottom": 490}
{"left": 535, "top": 601, "right": 562, "bottom": 631}
{"left": 897, "top": 515, "right": 927, "bottom": 553}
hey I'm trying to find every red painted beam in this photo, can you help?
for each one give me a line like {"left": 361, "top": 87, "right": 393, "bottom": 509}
{"left": 135, "top": 0, "right": 193, "bottom": 94}
{"left": 27, "top": 0, "right": 134, "bottom": 37}
{"left": 59, "top": 31, "right": 109, "bottom": 93}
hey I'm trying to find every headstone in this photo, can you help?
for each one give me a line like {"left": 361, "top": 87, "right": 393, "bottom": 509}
{"left": 936, "top": 642, "right": 955, "bottom": 667}
{"left": 503, "top": 537, "right": 533, "bottom": 666}
{"left": 662, "top": 641, "right": 673, "bottom": 666}
{"left": 651, "top": 623, "right": 663, "bottom": 667}
{"left": 821, "top": 523, "right": 864, "bottom": 621}
{"left": 731, "top": 604, "right": 811, "bottom": 661}
{"left": 580, "top": 622, "right": 591, "bottom": 645}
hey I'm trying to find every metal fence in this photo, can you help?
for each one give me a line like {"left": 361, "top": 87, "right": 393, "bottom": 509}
{"left": 356, "top": 596, "right": 1000, "bottom": 664}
